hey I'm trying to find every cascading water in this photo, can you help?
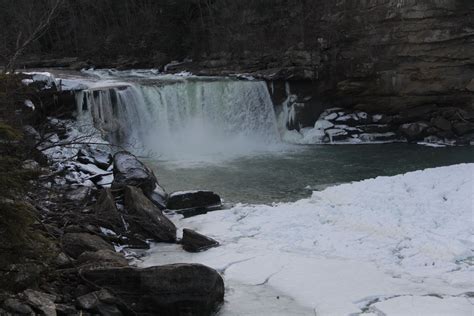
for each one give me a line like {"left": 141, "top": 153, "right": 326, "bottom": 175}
{"left": 75, "top": 77, "right": 284, "bottom": 162}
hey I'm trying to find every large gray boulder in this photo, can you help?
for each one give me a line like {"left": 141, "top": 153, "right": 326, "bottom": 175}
{"left": 111, "top": 151, "right": 158, "bottom": 196}
{"left": 61, "top": 233, "right": 114, "bottom": 259}
{"left": 123, "top": 186, "right": 176, "bottom": 242}
{"left": 81, "top": 264, "right": 224, "bottom": 316}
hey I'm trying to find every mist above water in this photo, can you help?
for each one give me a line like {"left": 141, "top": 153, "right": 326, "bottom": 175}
{"left": 76, "top": 76, "right": 288, "bottom": 164}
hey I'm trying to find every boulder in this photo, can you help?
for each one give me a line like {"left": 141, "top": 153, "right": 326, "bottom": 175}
{"left": 22, "top": 289, "right": 56, "bottom": 316}
{"left": 167, "top": 191, "right": 222, "bottom": 212}
{"left": 65, "top": 186, "right": 91, "bottom": 202}
{"left": 359, "top": 132, "right": 398, "bottom": 142}
{"left": 357, "top": 124, "right": 392, "bottom": 134}
{"left": 181, "top": 229, "right": 219, "bottom": 253}
{"left": 76, "top": 289, "right": 123, "bottom": 316}
{"left": 123, "top": 186, "right": 176, "bottom": 242}
{"left": 81, "top": 264, "right": 224, "bottom": 316}
{"left": 111, "top": 151, "right": 158, "bottom": 196}
{"left": 77, "top": 250, "right": 128, "bottom": 268}
{"left": 1, "top": 263, "right": 44, "bottom": 292}
{"left": 148, "top": 185, "right": 168, "bottom": 210}
{"left": 3, "top": 298, "right": 34, "bottom": 315}
{"left": 399, "top": 122, "right": 430, "bottom": 140}
{"left": 94, "top": 189, "right": 124, "bottom": 232}
{"left": 61, "top": 233, "right": 114, "bottom": 259}
{"left": 325, "top": 128, "right": 349, "bottom": 141}
{"left": 77, "top": 147, "right": 112, "bottom": 170}
{"left": 431, "top": 116, "right": 452, "bottom": 131}
{"left": 453, "top": 122, "right": 474, "bottom": 136}
{"left": 55, "top": 252, "right": 73, "bottom": 268}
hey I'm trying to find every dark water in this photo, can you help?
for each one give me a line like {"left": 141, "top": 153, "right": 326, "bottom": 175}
{"left": 148, "top": 144, "right": 474, "bottom": 204}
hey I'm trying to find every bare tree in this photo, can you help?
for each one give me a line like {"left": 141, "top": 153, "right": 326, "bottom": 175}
{"left": 1, "top": 0, "right": 63, "bottom": 73}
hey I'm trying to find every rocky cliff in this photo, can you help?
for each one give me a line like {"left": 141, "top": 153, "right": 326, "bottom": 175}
{"left": 172, "top": 0, "right": 473, "bottom": 138}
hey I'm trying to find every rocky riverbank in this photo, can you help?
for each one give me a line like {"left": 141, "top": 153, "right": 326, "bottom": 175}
{"left": 0, "top": 76, "right": 225, "bottom": 316}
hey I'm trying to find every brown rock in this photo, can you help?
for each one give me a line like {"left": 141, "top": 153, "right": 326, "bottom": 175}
{"left": 61, "top": 233, "right": 114, "bottom": 259}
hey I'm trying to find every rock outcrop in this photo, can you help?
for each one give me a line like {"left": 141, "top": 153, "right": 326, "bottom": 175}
{"left": 81, "top": 264, "right": 225, "bottom": 316}
{"left": 123, "top": 186, "right": 177, "bottom": 242}
{"left": 172, "top": 0, "right": 474, "bottom": 139}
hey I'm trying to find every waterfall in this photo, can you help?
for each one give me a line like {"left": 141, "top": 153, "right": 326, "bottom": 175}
{"left": 76, "top": 78, "right": 283, "bottom": 162}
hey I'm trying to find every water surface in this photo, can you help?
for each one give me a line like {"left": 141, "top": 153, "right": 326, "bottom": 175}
{"left": 148, "top": 143, "right": 474, "bottom": 204}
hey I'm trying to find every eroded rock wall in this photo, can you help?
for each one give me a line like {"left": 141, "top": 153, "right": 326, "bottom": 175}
{"left": 181, "top": 0, "right": 473, "bottom": 127}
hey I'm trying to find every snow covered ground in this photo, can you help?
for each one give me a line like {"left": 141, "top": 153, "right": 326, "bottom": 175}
{"left": 142, "top": 164, "right": 474, "bottom": 315}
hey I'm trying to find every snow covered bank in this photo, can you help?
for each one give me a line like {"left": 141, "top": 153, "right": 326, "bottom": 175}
{"left": 142, "top": 164, "right": 474, "bottom": 315}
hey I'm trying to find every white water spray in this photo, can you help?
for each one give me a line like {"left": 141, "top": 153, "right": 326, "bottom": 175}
{"left": 76, "top": 78, "right": 284, "bottom": 163}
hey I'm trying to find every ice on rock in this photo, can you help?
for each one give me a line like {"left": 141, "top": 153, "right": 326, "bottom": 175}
{"left": 373, "top": 114, "right": 383, "bottom": 122}
{"left": 324, "top": 113, "right": 338, "bottom": 121}
{"left": 282, "top": 129, "right": 303, "bottom": 143}
{"left": 24, "top": 100, "right": 35, "bottom": 110}
{"left": 314, "top": 119, "right": 334, "bottom": 130}
{"left": 336, "top": 113, "right": 358, "bottom": 122}
{"left": 300, "top": 128, "right": 325, "bottom": 144}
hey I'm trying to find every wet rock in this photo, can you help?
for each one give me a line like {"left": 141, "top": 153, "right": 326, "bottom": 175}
{"left": 148, "top": 185, "right": 168, "bottom": 210}
{"left": 77, "top": 147, "right": 112, "bottom": 170}
{"left": 124, "top": 186, "right": 176, "bottom": 242}
{"left": 112, "top": 151, "right": 158, "bottom": 196}
{"left": 399, "top": 122, "right": 430, "bottom": 140}
{"left": 81, "top": 264, "right": 224, "bottom": 316}
{"left": 94, "top": 189, "right": 124, "bottom": 232}
{"left": 76, "top": 289, "right": 122, "bottom": 316}
{"left": 61, "top": 233, "right": 114, "bottom": 259}
{"left": 181, "top": 229, "right": 219, "bottom": 253}
{"left": 65, "top": 186, "right": 91, "bottom": 202}
{"left": 167, "top": 191, "right": 222, "bottom": 212}
{"left": 22, "top": 289, "right": 56, "bottom": 316}
{"left": 77, "top": 250, "right": 128, "bottom": 268}
{"left": 3, "top": 298, "right": 34, "bottom": 315}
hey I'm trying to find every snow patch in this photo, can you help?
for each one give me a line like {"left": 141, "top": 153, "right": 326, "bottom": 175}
{"left": 142, "top": 164, "right": 474, "bottom": 315}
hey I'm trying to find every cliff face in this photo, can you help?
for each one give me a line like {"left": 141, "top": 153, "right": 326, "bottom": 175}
{"left": 181, "top": 0, "right": 473, "bottom": 128}
{"left": 8, "top": 0, "right": 474, "bottom": 141}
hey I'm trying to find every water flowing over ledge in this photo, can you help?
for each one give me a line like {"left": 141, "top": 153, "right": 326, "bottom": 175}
{"left": 75, "top": 76, "right": 286, "bottom": 163}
